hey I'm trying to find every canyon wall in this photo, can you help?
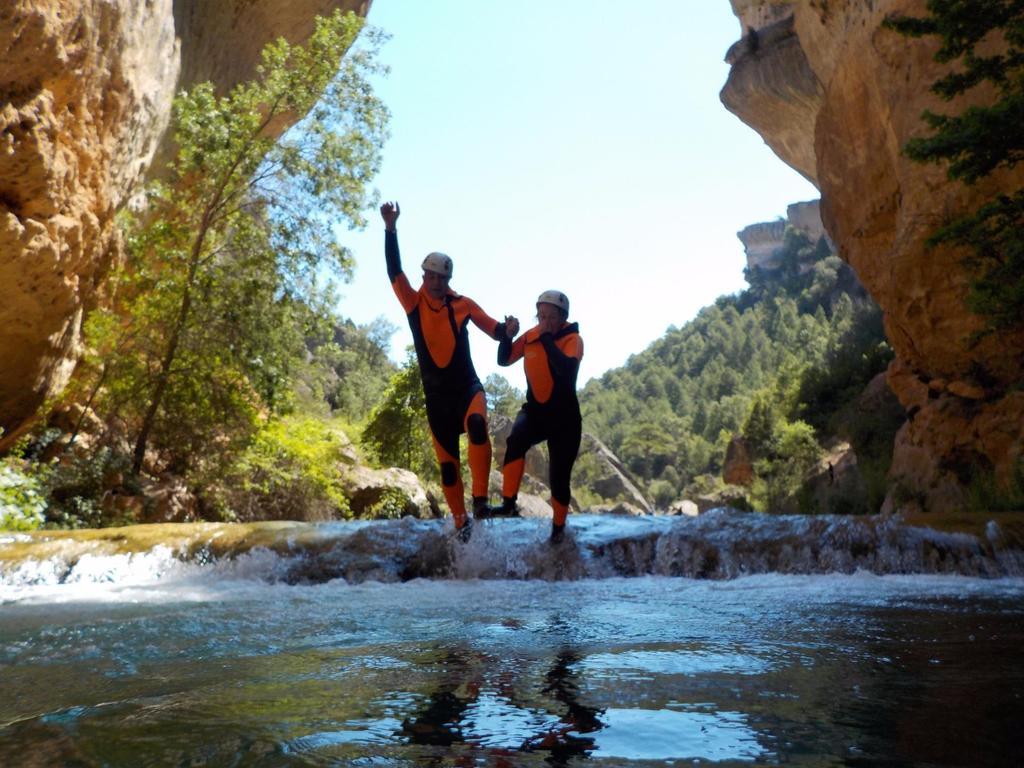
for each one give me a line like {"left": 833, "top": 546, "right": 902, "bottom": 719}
{"left": 722, "top": 0, "right": 1024, "bottom": 511}
{"left": 0, "top": 0, "right": 369, "bottom": 449}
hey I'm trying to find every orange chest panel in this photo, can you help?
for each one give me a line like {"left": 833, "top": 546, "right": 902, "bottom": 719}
{"left": 523, "top": 335, "right": 577, "bottom": 404}
{"left": 417, "top": 297, "right": 469, "bottom": 369}
{"left": 523, "top": 343, "right": 553, "bottom": 403}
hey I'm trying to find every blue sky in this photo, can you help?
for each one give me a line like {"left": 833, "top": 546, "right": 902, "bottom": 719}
{"left": 337, "top": 1, "right": 819, "bottom": 392}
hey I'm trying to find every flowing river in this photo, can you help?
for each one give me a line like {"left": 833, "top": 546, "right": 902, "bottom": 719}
{"left": 2, "top": 510, "right": 1023, "bottom": 767}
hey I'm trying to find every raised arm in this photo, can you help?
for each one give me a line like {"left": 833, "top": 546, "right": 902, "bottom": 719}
{"left": 381, "top": 201, "right": 402, "bottom": 281}
{"left": 381, "top": 201, "right": 417, "bottom": 311}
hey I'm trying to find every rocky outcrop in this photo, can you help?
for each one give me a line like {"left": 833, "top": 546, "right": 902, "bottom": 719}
{"left": 0, "top": 0, "right": 370, "bottom": 450}
{"left": 578, "top": 433, "right": 654, "bottom": 513}
{"left": 666, "top": 499, "right": 700, "bottom": 517}
{"left": 722, "top": 435, "right": 754, "bottom": 486}
{"left": 737, "top": 218, "right": 787, "bottom": 272}
{"left": 490, "top": 413, "right": 549, "bottom": 481}
{"left": 722, "top": 0, "right": 1024, "bottom": 512}
{"left": 340, "top": 465, "right": 439, "bottom": 520}
{"left": 490, "top": 413, "right": 652, "bottom": 512}
{"left": 723, "top": 11, "right": 821, "bottom": 184}
{"left": 804, "top": 440, "right": 870, "bottom": 515}
{"left": 737, "top": 199, "right": 832, "bottom": 272}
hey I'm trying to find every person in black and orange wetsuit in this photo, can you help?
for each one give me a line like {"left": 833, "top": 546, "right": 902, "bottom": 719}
{"left": 380, "top": 202, "right": 519, "bottom": 541}
{"left": 488, "top": 290, "right": 583, "bottom": 543}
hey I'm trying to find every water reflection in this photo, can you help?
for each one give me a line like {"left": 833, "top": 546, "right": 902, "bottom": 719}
{"left": 529, "top": 649, "right": 605, "bottom": 763}
{"left": 593, "top": 708, "right": 765, "bottom": 761}
{"left": 396, "top": 647, "right": 604, "bottom": 765}
{"left": 400, "top": 651, "right": 476, "bottom": 747}
{"left": 2, "top": 576, "right": 1022, "bottom": 765}
{"left": 580, "top": 647, "right": 773, "bottom": 678}
{"left": 391, "top": 644, "right": 770, "bottom": 765}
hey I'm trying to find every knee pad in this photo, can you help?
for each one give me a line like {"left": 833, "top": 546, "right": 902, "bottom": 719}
{"left": 440, "top": 461, "right": 459, "bottom": 486}
{"left": 466, "top": 413, "right": 488, "bottom": 445}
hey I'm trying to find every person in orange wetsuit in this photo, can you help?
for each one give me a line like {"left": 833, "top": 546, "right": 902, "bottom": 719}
{"left": 489, "top": 290, "right": 583, "bottom": 542}
{"left": 380, "top": 201, "right": 518, "bottom": 541}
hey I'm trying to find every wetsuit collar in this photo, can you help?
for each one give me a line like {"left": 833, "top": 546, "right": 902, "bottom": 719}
{"left": 555, "top": 322, "right": 580, "bottom": 339}
{"left": 525, "top": 321, "right": 578, "bottom": 342}
{"left": 419, "top": 284, "right": 459, "bottom": 311}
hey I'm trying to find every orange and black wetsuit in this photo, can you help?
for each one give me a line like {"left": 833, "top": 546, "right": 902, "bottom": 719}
{"left": 497, "top": 321, "right": 584, "bottom": 527}
{"left": 386, "top": 229, "right": 506, "bottom": 527}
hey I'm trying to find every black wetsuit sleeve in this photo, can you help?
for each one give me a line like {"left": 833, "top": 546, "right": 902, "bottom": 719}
{"left": 540, "top": 332, "right": 579, "bottom": 380}
{"left": 385, "top": 230, "right": 402, "bottom": 282}
{"left": 497, "top": 331, "right": 512, "bottom": 366}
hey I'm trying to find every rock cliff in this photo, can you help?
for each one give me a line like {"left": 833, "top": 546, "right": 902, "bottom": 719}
{"left": 722, "top": 0, "right": 1024, "bottom": 512}
{"left": 737, "top": 198, "right": 830, "bottom": 272}
{"left": 0, "top": 0, "right": 369, "bottom": 450}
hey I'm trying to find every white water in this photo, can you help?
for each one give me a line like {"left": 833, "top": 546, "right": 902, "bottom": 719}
{"left": 2, "top": 513, "right": 1023, "bottom": 766}
{"left": 3, "top": 511, "right": 1022, "bottom": 604}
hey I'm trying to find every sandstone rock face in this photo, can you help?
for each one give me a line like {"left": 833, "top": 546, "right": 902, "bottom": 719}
{"left": 1, "top": 0, "right": 179, "bottom": 446}
{"left": 722, "top": 435, "right": 754, "bottom": 487}
{"left": 0, "top": 0, "right": 369, "bottom": 449}
{"left": 804, "top": 440, "right": 869, "bottom": 516}
{"left": 722, "top": 0, "right": 1024, "bottom": 512}
{"left": 723, "top": 11, "right": 821, "bottom": 183}
{"left": 737, "top": 199, "right": 831, "bottom": 273}
{"left": 736, "top": 218, "right": 787, "bottom": 272}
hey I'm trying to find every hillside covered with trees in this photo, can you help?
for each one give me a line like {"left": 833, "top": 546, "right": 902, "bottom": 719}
{"left": 579, "top": 224, "right": 903, "bottom": 514}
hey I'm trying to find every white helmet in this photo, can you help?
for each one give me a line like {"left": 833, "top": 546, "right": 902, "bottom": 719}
{"left": 537, "top": 290, "right": 569, "bottom": 315}
{"left": 421, "top": 252, "right": 453, "bottom": 278}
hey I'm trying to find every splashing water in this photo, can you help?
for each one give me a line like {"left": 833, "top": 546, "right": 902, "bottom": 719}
{"left": 2, "top": 512, "right": 1023, "bottom": 766}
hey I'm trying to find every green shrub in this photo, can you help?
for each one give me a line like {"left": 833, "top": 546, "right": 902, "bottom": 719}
{"left": 43, "top": 448, "right": 139, "bottom": 529}
{"left": 364, "top": 486, "right": 410, "bottom": 519}
{"left": 749, "top": 420, "right": 821, "bottom": 513}
{"left": 648, "top": 479, "right": 677, "bottom": 510}
{"left": 0, "top": 459, "right": 47, "bottom": 531}
{"left": 360, "top": 353, "right": 436, "bottom": 479}
{"left": 213, "top": 416, "right": 353, "bottom": 521}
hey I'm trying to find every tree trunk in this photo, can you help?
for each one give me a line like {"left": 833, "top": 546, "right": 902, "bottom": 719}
{"left": 131, "top": 215, "right": 211, "bottom": 475}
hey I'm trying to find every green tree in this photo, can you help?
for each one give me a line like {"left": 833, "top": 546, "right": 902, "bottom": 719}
{"left": 885, "top": 1, "right": 1024, "bottom": 329}
{"left": 360, "top": 352, "right": 435, "bottom": 478}
{"left": 214, "top": 416, "right": 354, "bottom": 522}
{"left": 85, "top": 11, "right": 389, "bottom": 476}
{"left": 579, "top": 222, "right": 886, "bottom": 498}
{"left": 751, "top": 419, "right": 821, "bottom": 513}
{"left": 742, "top": 395, "right": 777, "bottom": 459}
{"left": 303, "top": 316, "right": 398, "bottom": 420}
{"left": 620, "top": 421, "right": 677, "bottom": 479}
{"left": 648, "top": 478, "right": 677, "bottom": 509}
{"left": 484, "top": 373, "right": 524, "bottom": 419}
{"left": 1, "top": 456, "right": 47, "bottom": 531}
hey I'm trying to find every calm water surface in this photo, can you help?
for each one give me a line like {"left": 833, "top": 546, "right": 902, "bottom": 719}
{"left": 1, "top": 517, "right": 1023, "bottom": 766}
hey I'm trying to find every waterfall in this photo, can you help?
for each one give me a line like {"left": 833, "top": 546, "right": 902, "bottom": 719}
{"left": 3, "top": 510, "right": 1022, "bottom": 600}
